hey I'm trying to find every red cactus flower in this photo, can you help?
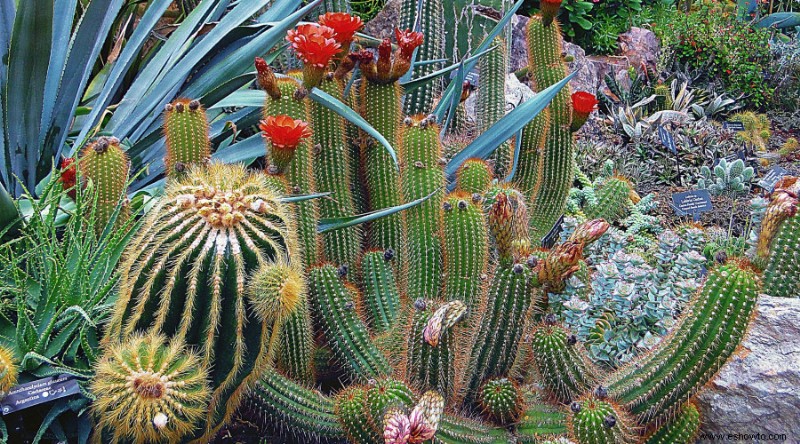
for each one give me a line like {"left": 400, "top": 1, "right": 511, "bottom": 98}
{"left": 286, "top": 24, "right": 340, "bottom": 69}
{"left": 394, "top": 29, "right": 424, "bottom": 60}
{"left": 570, "top": 91, "right": 598, "bottom": 132}
{"left": 540, "top": 0, "right": 563, "bottom": 25}
{"left": 260, "top": 115, "right": 312, "bottom": 150}
{"left": 318, "top": 12, "right": 363, "bottom": 46}
{"left": 59, "top": 157, "right": 78, "bottom": 200}
{"left": 260, "top": 115, "right": 312, "bottom": 173}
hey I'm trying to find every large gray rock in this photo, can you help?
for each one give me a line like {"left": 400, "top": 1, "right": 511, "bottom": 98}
{"left": 364, "top": 0, "right": 401, "bottom": 40}
{"left": 463, "top": 73, "right": 534, "bottom": 124}
{"left": 616, "top": 27, "right": 660, "bottom": 71}
{"left": 696, "top": 295, "right": 800, "bottom": 438}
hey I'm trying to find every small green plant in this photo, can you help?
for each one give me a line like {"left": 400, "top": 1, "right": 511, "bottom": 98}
{"left": 696, "top": 158, "right": 754, "bottom": 196}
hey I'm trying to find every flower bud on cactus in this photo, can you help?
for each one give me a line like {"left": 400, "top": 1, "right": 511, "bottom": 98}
{"left": 59, "top": 157, "right": 77, "bottom": 200}
{"left": 569, "top": 218, "right": 610, "bottom": 246}
{"left": 539, "top": 0, "right": 563, "bottom": 26}
{"left": 92, "top": 333, "right": 210, "bottom": 444}
{"left": 0, "top": 346, "right": 17, "bottom": 395}
{"left": 570, "top": 91, "right": 598, "bottom": 132}
{"left": 254, "top": 57, "right": 281, "bottom": 100}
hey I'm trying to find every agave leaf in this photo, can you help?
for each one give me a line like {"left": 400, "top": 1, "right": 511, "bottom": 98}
{"left": 277, "top": 192, "right": 333, "bottom": 203}
{"left": 0, "top": 181, "right": 19, "bottom": 235}
{"left": 401, "top": 46, "right": 496, "bottom": 94}
{"left": 309, "top": 87, "right": 399, "bottom": 170}
{"left": 445, "top": 71, "right": 577, "bottom": 180}
{"left": 319, "top": 189, "right": 439, "bottom": 233}
{"left": 756, "top": 12, "right": 800, "bottom": 28}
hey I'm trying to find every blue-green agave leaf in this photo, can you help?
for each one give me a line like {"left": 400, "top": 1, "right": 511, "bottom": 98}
{"left": 319, "top": 189, "right": 439, "bottom": 233}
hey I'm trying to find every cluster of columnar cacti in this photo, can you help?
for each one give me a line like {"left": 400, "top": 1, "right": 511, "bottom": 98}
{"left": 755, "top": 176, "right": 800, "bottom": 297}
{"left": 85, "top": 4, "right": 774, "bottom": 444}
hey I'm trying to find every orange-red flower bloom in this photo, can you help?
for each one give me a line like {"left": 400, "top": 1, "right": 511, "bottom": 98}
{"left": 59, "top": 157, "right": 77, "bottom": 200}
{"left": 260, "top": 115, "right": 312, "bottom": 150}
{"left": 571, "top": 91, "right": 598, "bottom": 114}
{"left": 394, "top": 28, "right": 424, "bottom": 60}
{"left": 318, "top": 12, "right": 363, "bottom": 45}
{"left": 570, "top": 91, "right": 598, "bottom": 131}
{"left": 286, "top": 24, "right": 340, "bottom": 69}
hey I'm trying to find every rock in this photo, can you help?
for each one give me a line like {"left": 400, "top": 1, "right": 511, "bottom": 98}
{"left": 364, "top": 0, "right": 401, "bottom": 40}
{"left": 563, "top": 41, "right": 598, "bottom": 94}
{"left": 616, "top": 27, "right": 659, "bottom": 71}
{"left": 696, "top": 295, "right": 800, "bottom": 437}
{"left": 463, "top": 73, "right": 534, "bottom": 124}
{"left": 510, "top": 14, "right": 529, "bottom": 73}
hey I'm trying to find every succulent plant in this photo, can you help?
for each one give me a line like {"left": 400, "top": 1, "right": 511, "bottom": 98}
{"left": 163, "top": 98, "right": 211, "bottom": 177}
{"left": 696, "top": 158, "right": 754, "bottom": 196}
{"left": 0, "top": 346, "right": 17, "bottom": 395}
{"left": 78, "top": 136, "right": 130, "bottom": 235}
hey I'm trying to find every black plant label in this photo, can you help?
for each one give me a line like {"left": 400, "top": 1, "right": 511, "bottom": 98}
{"left": 541, "top": 214, "right": 565, "bottom": 249}
{"left": 672, "top": 190, "right": 713, "bottom": 217}
{"left": 1, "top": 375, "right": 81, "bottom": 415}
{"left": 757, "top": 166, "right": 791, "bottom": 193}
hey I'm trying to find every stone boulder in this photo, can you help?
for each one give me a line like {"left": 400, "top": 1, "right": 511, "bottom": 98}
{"left": 364, "top": 0, "right": 401, "bottom": 40}
{"left": 616, "top": 27, "right": 660, "bottom": 71}
{"left": 696, "top": 295, "right": 800, "bottom": 438}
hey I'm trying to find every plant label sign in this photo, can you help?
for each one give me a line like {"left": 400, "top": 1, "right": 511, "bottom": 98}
{"left": 723, "top": 121, "right": 745, "bottom": 131}
{"left": 1, "top": 375, "right": 81, "bottom": 415}
{"left": 718, "top": 150, "right": 746, "bottom": 165}
{"left": 450, "top": 69, "right": 480, "bottom": 88}
{"left": 757, "top": 166, "right": 791, "bottom": 193}
{"left": 658, "top": 125, "right": 677, "bottom": 154}
{"left": 541, "top": 214, "right": 565, "bottom": 249}
{"left": 672, "top": 190, "right": 713, "bottom": 219}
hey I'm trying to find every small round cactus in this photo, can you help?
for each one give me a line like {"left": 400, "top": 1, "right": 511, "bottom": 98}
{"left": 479, "top": 378, "right": 524, "bottom": 424}
{"left": 91, "top": 333, "right": 210, "bottom": 444}
{"left": 567, "top": 395, "right": 637, "bottom": 444}
{"left": 247, "top": 262, "right": 305, "bottom": 323}
{"left": 0, "top": 346, "right": 17, "bottom": 395}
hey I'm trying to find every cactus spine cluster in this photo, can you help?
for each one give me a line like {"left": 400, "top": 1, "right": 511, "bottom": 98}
{"left": 0, "top": 346, "right": 17, "bottom": 395}
{"left": 163, "top": 98, "right": 211, "bottom": 176}
{"left": 79, "top": 136, "right": 130, "bottom": 235}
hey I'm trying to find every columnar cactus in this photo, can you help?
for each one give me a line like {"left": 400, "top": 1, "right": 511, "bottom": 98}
{"left": 163, "top": 98, "right": 211, "bottom": 176}
{"left": 399, "top": 0, "right": 445, "bottom": 115}
{"left": 79, "top": 136, "right": 130, "bottom": 235}
{"left": 478, "top": 378, "right": 524, "bottom": 424}
{"left": 585, "top": 176, "right": 636, "bottom": 223}
{"left": 478, "top": 38, "right": 512, "bottom": 177}
{"left": 107, "top": 163, "right": 296, "bottom": 439}
{"left": 361, "top": 249, "right": 402, "bottom": 333}
{"left": 91, "top": 333, "right": 210, "bottom": 444}
{"left": 531, "top": 319, "right": 599, "bottom": 404}
{"left": 456, "top": 158, "right": 494, "bottom": 195}
{"left": 566, "top": 395, "right": 638, "bottom": 444}
{"left": 759, "top": 177, "right": 800, "bottom": 297}
{"left": 644, "top": 402, "right": 700, "bottom": 444}
{"left": 442, "top": 193, "right": 488, "bottom": 312}
{"left": 402, "top": 115, "right": 446, "bottom": 299}
{"left": 517, "top": 15, "right": 576, "bottom": 241}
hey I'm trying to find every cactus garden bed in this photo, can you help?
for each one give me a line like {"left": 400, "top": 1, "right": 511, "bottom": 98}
{"left": 0, "top": 0, "right": 798, "bottom": 443}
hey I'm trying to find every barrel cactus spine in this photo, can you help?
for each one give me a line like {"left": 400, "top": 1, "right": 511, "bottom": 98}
{"left": 79, "top": 136, "right": 130, "bottom": 235}
{"left": 163, "top": 98, "right": 211, "bottom": 177}
{"left": 0, "top": 346, "right": 17, "bottom": 395}
{"left": 106, "top": 163, "right": 296, "bottom": 439}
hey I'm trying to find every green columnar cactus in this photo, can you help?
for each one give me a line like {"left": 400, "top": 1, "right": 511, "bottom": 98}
{"left": 402, "top": 115, "right": 445, "bottom": 299}
{"left": 91, "top": 333, "right": 211, "bottom": 444}
{"left": 763, "top": 212, "right": 800, "bottom": 297}
{"left": 261, "top": 72, "right": 321, "bottom": 267}
{"left": 361, "top": 249, "right": 402, "bottom": 333}
{"left": 462, "top": 263, "right": 534, "bottom": 404}
{"left": 518, "top": 16, "right": 575, "bottom": 241}
{"left": 335, "top": 386, "right": 382, "bottom": 444}
{"left": 531, "top": 321, "right": 599, "bottom": 404}
{"left": 456, "top": 158, "right": 494, "bottom": 195}
{"left": 246, "top": 369, "right": 345, "bottom": 442}
{"left": 479, "top": 378, "right": 524, "bottom": 424}
{"left": 442, "top": 193, "right": 489, "bottom": 313}
{"left": 361, "top": 80, "right": 406, "bottom": 261}
{"left": 79, "top": 136, "right": 130, "bottom": 235}
{"left": 515, "top": 110, "right": 550, "bottom": 204}
{"left": 605, "top": 260, "right": 760, "bottom": 424}
{"left": 163, "top": 98, "right": 211, "bottom": 176}
{"left": 276, "top": 297, "right": 315, "bottom": 384}
{"left": 400, "top": 0, "right": 445, "bottom": 115}
{"left": 309, "top": 264, "right": 391, "bottom": 380}
{"left": 586, "top": 176, "right": 634, "bottom": 223}
{"left": 516, "top": 391, "right": 569, "bottom": 442}
{"left": 311, "top": 77, "right": 362, "bottom": 268}
{"left": 406, "top": 299, "right": 465, "bottom": 399}
{"left": 567, "top": 395, "right": 638, "bottom": 444}
{"left": 645, "top": 402, "right": 700, "bottom": 444}
{"left": 365, "top": 378, "right": 416, "bottom": 430}
{"left": 478, "top": 38, "right": 512, "bottom": 177}
{"left": 106, "top": 163, "right": 295, "bottom": 440}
